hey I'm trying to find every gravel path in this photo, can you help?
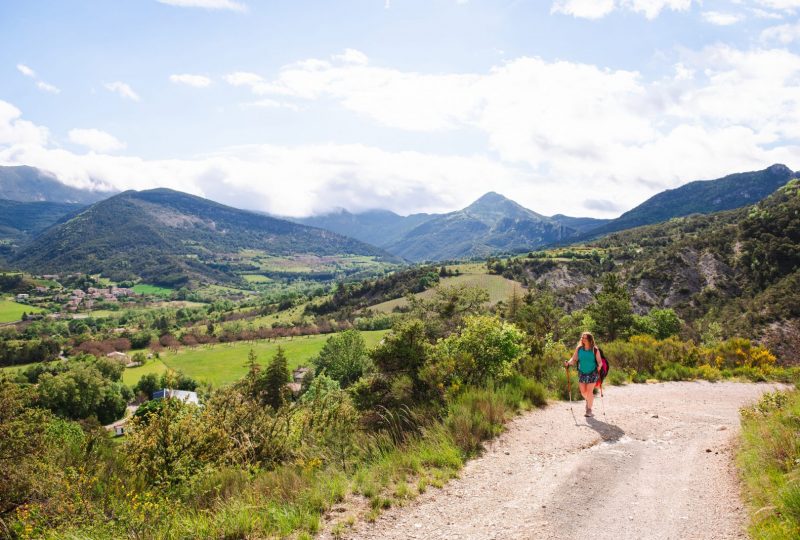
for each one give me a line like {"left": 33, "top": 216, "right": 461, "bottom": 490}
{"left": 327, "top": 381, "right": 785, "bottom": 540}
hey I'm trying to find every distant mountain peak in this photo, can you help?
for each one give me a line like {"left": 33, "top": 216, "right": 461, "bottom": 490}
{"left": 466, "top": 191, "right": 514, "bottom": 209}
{"left": 767, "top": 163, "right": 793, "bottom": 175}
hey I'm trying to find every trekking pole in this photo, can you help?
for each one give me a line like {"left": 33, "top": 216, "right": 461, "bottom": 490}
{"left": 566, "top": 365, "right": 578, "bottom": 425}
{"left": 600, "top": 383, "right": 605, "bottom": 417}
{"left": 566, "top": 365, "right": 572, "bottom": 404}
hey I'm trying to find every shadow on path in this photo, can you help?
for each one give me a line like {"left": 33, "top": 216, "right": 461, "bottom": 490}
{"left": 585, "top": 417, "right": 625, "bottom": 442}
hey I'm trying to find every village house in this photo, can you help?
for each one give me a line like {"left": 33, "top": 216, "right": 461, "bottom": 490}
{"left": 288, "top": 367, "right": 312, "bottom": 395}
{"left": 152, "top": 389, "right": 199, "bottom": 405}
{"left": 106, "top": 351, "right": 129, "bottom": 363}
{"left": 108, "top": 417, "right": 128, "bottom": 437}
{"left": 292, "top": 366, "right": 311, "bottom": 384}
{"left": 15, "top": 293, "right": 29, "bottom": 301}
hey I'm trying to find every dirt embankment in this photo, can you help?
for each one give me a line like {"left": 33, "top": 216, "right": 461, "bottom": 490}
{"left": 322, "top": 381, "right": 785, "bottom": 540}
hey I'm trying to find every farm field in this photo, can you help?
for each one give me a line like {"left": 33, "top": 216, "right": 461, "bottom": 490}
{"left": 122, "top": 357, "right": 169, "bottom": 386}
{"left": 132, "top": 284, "right": 173, "bottom": 297}
{"left": 368, "top": 273, "right": 522, "bottom": 314}
{"left": 0, "top": 297, "right": 46, "bottom": 323}
{"left": 154, "top": 329, "right": 390, "bottom": 387}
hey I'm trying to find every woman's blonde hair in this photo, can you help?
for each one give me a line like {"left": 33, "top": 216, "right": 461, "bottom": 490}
{"left": 576, "top": 331, "right": 595, "bottom": 350}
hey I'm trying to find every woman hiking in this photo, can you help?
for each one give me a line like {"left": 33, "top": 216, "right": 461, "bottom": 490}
{"left": 564, "top": 331, "right": 603, "bottom": 417}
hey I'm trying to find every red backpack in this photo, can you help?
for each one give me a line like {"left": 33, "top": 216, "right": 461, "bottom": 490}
{"left": 595, "top": 346, "right": 610, "bottom": 393}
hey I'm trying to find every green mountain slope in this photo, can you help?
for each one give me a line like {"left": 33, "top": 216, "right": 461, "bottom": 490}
{"left": 0, "top": 200, "right": 84, "bottom": 237}
{"left": 0, "top": 165, "right": 114, "bottom": 204}
{"left": 12, "top": 188, "right": 398, "bottom": 286}
{"left": 386, "top": 192, "right": 582, "bottom": 261}
{"left": 499, "top": 179, "right": 800, "bottom": 361}
{"left": 584, "top": 164, "right": 796, "bottom": 238}
{"left": 293, "top": 209, "right": 434, "bottom": 248}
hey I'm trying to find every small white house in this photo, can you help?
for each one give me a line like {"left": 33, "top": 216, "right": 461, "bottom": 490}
{"left": 108, "top": 417, "right": 128, "bottom": 437}
{"left": 107, "top": 351, "right": 129, "bottom": 362}
{"left": 292, "top": 367, "right": 311, "bottom": 384}
{"left": 152, "top": 388, "right": 199, "bottom": 405}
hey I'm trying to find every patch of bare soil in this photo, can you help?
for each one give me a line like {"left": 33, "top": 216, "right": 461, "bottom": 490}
{"left": 320, "top": 381, "right": 786, "bottom": 540}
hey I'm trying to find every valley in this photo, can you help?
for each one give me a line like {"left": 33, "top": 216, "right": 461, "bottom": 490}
{"left": 1, "top": 163, "right": 799, "bottom": 540}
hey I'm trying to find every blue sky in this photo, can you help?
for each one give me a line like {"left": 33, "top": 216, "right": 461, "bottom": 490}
{"left": 1, "top": 0, "right": 799, "bottom": 218}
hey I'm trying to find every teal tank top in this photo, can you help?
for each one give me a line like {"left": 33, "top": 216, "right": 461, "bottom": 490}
{"left": 578, "top": 347, "right": 597, "bottom": 374}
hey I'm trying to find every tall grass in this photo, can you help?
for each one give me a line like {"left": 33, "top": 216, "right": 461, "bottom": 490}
{"left": 738, "top": 389, "right": 800, "bottom": 540}
{"left": 446, "top": 376, "right": 548, "bottom": 455}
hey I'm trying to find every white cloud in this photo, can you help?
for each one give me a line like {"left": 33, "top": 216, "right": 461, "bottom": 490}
{"left": 224, "top": 71, "right": 265, "bottom": 86}
{"left": 169, "top": 73, "right": 212, "bottom": 87}
{"left": 17, "top": 64, "right": 60, "bottom": 93}
{"left": 702, "top": 11, "right": 744, "bottom": 25}
{"left": 220, "top": 45, "right": 800, "bottom": 215}
{"left": 156, "top": 0, "right": 246, "bottom": 11}
{"left": 68, "top": 128, "right": 126, "bottom": 153}
{"left": 750, "top": 7, "right": 785, "bottom": 18}
{"left": 16, "top": 64, "right": 36, "bottom": 78}
{"left": 332, "top": 49, "right": 369, "bottom": 65}
{"left": 551, "top": 0, "right": 693, "bottom": 19}
{"left": 4, "top": 41, "right": 800, "bottom": 219}
{"left": 36, "top": 81, "right": 61, "bottom": 94}
{"left": 104, "top": 81, "right": 141, "bottom": 102}
{"left": 754, "top": 0, "right": 800, "bottom": 12}
{"left": 761, "top": 21, "right": 800, "bottom": 42}
{"left": 0, "top": 100, "right": 49, "bottom": 147}
{"left": 243, "top": 99, "right": 300, "bottom": 111}
{"left": 551, "top": 0, "right": 616, "bottom": 19}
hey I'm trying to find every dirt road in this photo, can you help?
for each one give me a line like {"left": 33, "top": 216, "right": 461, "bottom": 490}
{"left": 334, "top": 381, "right": 784, "bottom": 540}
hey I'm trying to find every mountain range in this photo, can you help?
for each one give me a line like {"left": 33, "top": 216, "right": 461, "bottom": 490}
{"left": 0, "top": 165, "right": 114, "bottom": 204}
{"left": 294, "top": 193, "right": 609, "bottom": 261}
{"left": 583, "top": 163, "right": 797, "bottom": 238}
{"left": 295, "top": 164, "right": 794, "bottom": 261}
{"left": 0, "top": 163, "right": 795, "bottom": 284}
{"left": 11, "top": 188, "right": 396, "bottom": 287}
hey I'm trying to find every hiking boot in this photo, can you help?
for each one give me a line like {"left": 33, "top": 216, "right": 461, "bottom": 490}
{"left": 584, "top": 409, "right": 593, "bottom": 417}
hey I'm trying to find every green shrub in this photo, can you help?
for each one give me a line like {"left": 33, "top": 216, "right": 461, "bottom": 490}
{"left": 545, "top": 365, "right": 579, "bottom": 400}
{"left": 514, "top": 377, "right": 548, "bottom": 408}
{"left": 695, "top": 364, "right": 722, "bottom": 382}
{"left": 605, "top": 368, "right": 629, "bottom": 386}
{"left": 654, "top": 362, "right": 694, "bottom": 382}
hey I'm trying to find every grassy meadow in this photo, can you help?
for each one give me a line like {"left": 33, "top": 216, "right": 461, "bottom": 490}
{"left": 369, "top": 272, "right": 522, "bottom": 314}
{"left": 149, "top": 329, "right": 390, "bottom": 387}
{"left": 121, "top": 357, "right": 169, "bottom": 386}
{"left": 132, "top": 283, "right": 174, "bottom": 297}
{"left": 0, "top": 297, "right": 46, "bottom": 322}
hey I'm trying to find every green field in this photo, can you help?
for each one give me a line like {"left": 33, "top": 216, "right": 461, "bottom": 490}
{"left": 369, "top": 273, "right": 522, "bottom": 314}
{"left": 132, "top": 284, "right": 173, "bottom": 297}
{"left": 154, "top": 329, "right": 389, "bottom": 387}
{"left": 85, "top": 310, "right": 118, "bottom": 318}
{"left": 4, "top": 330, "right": 389, "bottom": 389}
{"left": 242, "top": 274, "right": 273, "bottom": 284}
{"left": 122, "top": 358, "right": 169, "bottom": 386}
{"left": 0, "top": 298, "right": 46, "bottom": 323}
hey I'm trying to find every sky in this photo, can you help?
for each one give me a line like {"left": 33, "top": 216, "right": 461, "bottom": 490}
{"left": 1, "top": 0, "right": 799, "bottom": 219}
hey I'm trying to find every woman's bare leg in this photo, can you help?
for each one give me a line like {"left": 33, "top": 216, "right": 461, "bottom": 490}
{"left": 579, "top": 382, "right": 594, "bottom": 411}
{"left": 583, "top": 383, "right": 595, "bottom": 413}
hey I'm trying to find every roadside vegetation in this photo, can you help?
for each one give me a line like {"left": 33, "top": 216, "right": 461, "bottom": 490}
{"left": 2, "top": 182, "right": 800, "bottom": 538}
{"left": 739, "top": 389, "right": 800, "bottom": 540}
{"left": 2, "top": 266, "right": 797, "bottom": 539}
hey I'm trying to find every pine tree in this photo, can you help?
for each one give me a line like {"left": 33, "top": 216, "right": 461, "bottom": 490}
{"left": 245, "top": 348, "right": 264, "bottom": 399}
{"left": 262, "top": 346, "right": 290, "bottom": 409}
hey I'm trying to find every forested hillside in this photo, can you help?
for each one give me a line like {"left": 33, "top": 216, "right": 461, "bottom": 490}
{"left": 12, "top": 188, "right": 398, "bottom": 287}
{"left": 583, "top": 163, "right": 796, "bottom": 238}
{"left": 494, "top": 179, "right": 800, "bottom": 360}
